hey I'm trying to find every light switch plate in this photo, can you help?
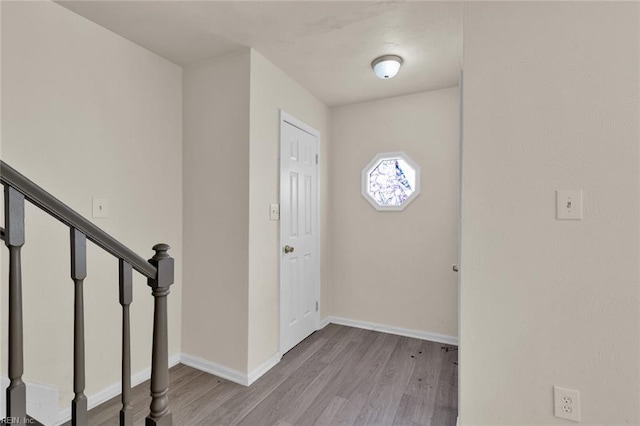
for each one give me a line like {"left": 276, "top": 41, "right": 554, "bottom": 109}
{"left": 270, "top": 203, "right": 280, "bottom": 221}
{"left": 556, "top": 190, "right": 582, "bottom": 220}
{"left": 92, "top": 197, "right": 109, "bottom": 218}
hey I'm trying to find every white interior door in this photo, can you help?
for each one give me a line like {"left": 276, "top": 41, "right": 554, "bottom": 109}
{"left": 280, "top": 113, "right": 319, "bottom": 354}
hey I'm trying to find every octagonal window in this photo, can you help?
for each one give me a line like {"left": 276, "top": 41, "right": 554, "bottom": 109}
{"left": 361, "top": 152, "right": 421, "bottom": 211}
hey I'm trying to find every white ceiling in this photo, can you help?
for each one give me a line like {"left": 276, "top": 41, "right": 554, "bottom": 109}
{"left": 57, "top": 1, "right": 463, "bottom": 107}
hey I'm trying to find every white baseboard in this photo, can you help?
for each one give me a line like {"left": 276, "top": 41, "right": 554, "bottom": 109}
{"left": 180, "top": 353, "right": 249, "bottom": 386}
{"left": 318, "top": 316, "right": 331, "bottom": 329}
{"left": 324, "top": 316, "right": 459, "bottom": 346}
{"left": 247, "top": 352, "right": 282, "bottom": 385}
{"left": 181, "top": 351, "right": 282, "bottom": 387}
{"left": 53, "top": 354, "right": 181, "bottom": 425}
{"left": 180, "top": 316, "right": 455, "bottom": 393}
{"left": 180, "top": 316, "right": 456, "bottom": 392}
{"left": 8, "top": 316, "right": 455, "bottom": 426}
{"left": 0, "top": 377, "right": 59, "bottom": 425}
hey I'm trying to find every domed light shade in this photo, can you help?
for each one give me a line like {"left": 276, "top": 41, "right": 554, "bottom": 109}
{"left": 371, "top": 55, "right": 403, "bottom": 79}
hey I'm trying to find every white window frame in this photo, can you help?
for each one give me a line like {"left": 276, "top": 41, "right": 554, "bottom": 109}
{"left": 361, "top": 151, "right": 421, "bottom": 211}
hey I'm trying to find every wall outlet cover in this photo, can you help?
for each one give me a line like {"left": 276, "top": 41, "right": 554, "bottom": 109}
{"left": 554, "top": 386, "right": 580, "bottom": 422}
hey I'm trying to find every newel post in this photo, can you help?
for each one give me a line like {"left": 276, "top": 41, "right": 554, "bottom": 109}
{"left": 145, "top": 243, "right": 174, "bottom": 426}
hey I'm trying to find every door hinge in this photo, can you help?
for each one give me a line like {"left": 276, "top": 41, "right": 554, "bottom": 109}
{"left": 315, "top": 154, "right": 318, "bottom": 164}
{"left": 316, "top": 301, "right": 319, "bottom": 312}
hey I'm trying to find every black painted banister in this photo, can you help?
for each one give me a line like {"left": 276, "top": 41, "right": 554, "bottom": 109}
{"left": 0, "top": 160, "right": 156, "bottom": 279}
{"left": 70, "top": 228, "right": 88, "bottom": 425}
{"left": 4, "top": 187, "right": 26, "bottom": 422}
{"left": 2, "top": 160, "right": 173, "bottom": 425}
{"left": 119, "top": 259, "right": 134, "bottom": 426}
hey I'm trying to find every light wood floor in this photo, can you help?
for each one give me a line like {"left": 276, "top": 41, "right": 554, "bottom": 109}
{"left": 72, "top": 324, "right": 457, "bottom": 426}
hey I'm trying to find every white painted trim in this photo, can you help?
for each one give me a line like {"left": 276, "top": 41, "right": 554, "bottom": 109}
{"left": 180, "top": 314, "right": 456, "bottom": 395}
{"left": 180, "top": 351, "right": 282, "bottom": 387}
{"left": 325, "top": 316, "right": 459, "bottom": 346}
{"left": 315, "top": 131, "right": 322, "bottom": 332}
{"left": 281, "top": 111, "right": 320, "bottom": 138}
{"left": 27, "top": 312, "right": 454, "bottom": 426}
{"left": 247, "top": 352, "right": 282, "bottom": 385}
{"left": 0, "top": 376, "right": 59, "bottom": 425}
{"left": 457, "top": 69, "right": 464, "bottom": 426}
{"left": 54, "top": 354, "right": 181, "bottom": 425}
{"left": 361, "top": 151, "right": 421, "bottom": 212}
{"left": 457, "top": 415, "right": 460, "bottom": 426}
{"left": 318, "top": 316, "right": 331, "bottom": 330}
{"left": 180, "top": 353, "right": 249, "bottom": 386}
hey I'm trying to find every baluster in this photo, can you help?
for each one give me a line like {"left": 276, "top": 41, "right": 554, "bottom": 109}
{"left": 119, "top": 260, "right": 133, "bottom": 426}
{"left": 146, "top": 244, "right": 174, "bottom": 426}
{"left": 4, "top": 186, "right": 26, "bottom": 422}
{"left": 70, "top": 228, "right": 87, "bottom": 426}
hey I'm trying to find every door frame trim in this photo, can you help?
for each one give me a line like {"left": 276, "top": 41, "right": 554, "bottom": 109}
{"left": 278, "top": 110, "right": 322, "bottom": 355}
{"left": 457, "top": 69, "right": 464, "bottom": 421}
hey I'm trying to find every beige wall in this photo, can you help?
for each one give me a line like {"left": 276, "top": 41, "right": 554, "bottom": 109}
{"left": 9, "top": 5, "right": 637, "bottom": 425}
{"left": 0, "top": 0, "right": 183, "bottom": 412}
{"left": 461, "top": 2, "right": 639, "bottom": 425}
{"left": 330, "top": 88, "right": 459, "bottom": 338}
{"left": 181, "top": 49, "right": 330, "bottom": 374}
{"left": 182, "top": 50, "right": 251, "bottom": 372}
{"left": 248, "top": 50, "right": 330, "bottom": 371}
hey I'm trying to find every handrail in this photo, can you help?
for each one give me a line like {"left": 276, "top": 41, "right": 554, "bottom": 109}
{"left": 0, "top": 160, "right": 157, "bottom": 279}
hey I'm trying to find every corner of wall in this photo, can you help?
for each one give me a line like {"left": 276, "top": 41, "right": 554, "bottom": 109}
{"left": 181, "top": 48, "right": 251, "bottom": 374}
{"left": 246, "top": 49, "right": 331, "bottom": 372}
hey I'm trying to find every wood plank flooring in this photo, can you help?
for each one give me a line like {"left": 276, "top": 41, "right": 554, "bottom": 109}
{"left": 69, "top": 324, "right": 457, "bottom": 426}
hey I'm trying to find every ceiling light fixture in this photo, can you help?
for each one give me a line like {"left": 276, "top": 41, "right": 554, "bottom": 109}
{"left": 371, "top": 55, "right": 403, "bottom": 79}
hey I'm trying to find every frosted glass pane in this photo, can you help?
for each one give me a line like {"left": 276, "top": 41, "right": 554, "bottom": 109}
{"left": 367, "top": 158, "right": 415, "bottom": 207}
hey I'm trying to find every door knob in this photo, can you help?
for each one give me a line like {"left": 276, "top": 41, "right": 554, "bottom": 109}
{"left": 284, "top": 245, "right": 295, "bottom": 254}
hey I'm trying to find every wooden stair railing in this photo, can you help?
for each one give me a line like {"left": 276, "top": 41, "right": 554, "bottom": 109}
{"left": 0, "top": 160, "right": 174, "bottom": 426}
